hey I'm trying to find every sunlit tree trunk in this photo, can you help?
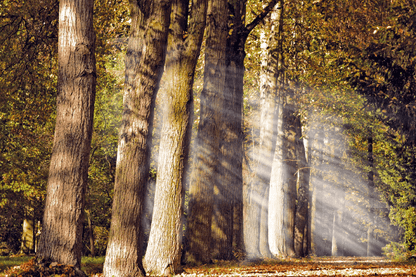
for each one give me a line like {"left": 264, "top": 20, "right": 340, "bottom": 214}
{"left": 269, "top": 93, "right": 297, "bottom": 257}
{"left": 245, "top": 2, "right": 282, "bottom": 259}
{"left": 36, "top": 0, "right": 95, "bottom": 272}
{"left": 308, "top": 125, "right": 324, "bottom": 256}
{"left": 267, "top": 0, "right": 297, "bottom": 258}
{"left": 186, "top": 0, "right": 227, "bottom": 264}
{"left": 103, "top": 0, "right": 172, "bottom": 276}
{"left": 142, "top": 0, "right": 207, "bottom": 274}
{"left": 21, "top": 218, "right": 34, "bottom": 254}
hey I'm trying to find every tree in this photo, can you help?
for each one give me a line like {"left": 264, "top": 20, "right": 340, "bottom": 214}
{"left": 245, "top": 1, "right": 282, "bottom": 259}
{"left": 102, "top": 0, "right": 172, "bottom": 275}
{"left": 186, "top": 0, "right": 228, "bottom": 263}
{"left": 36, "top": 0, "right": 96, "bottom": 271}
{"left": 217, "top": 0, "right": 280, "bottom": 260}
{"left": 294, "top": 114, "right": 310, "bottom": 257}
{"left": 142, "top": 0, "right": 207, "bottom": 273}
{"left": 186, "top": 0, "right": 279, "bottom": 262}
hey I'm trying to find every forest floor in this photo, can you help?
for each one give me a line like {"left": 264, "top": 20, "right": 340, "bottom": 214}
{"left": 178, "top": 257, "right": 416, "bottom": 276}
{"left": 2, "top": 256, "right": 416, "bottom": 276}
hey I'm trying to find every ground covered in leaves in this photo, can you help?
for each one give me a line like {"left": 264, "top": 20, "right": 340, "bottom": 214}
{"left": 2, "top": 256, "right": 416, "bottom": 276}
{"left": 180, "top": 257, "right": 416, "bottom": 276}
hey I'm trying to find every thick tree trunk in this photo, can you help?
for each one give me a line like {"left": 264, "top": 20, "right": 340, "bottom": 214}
{"left": 269, "top": 98, "right": 297, "bottom": 258}
{"left": 36, "top": 0, "right": 95, "bottom": 270}
{"left": 245, "top": 3, "right": 282, "bottom": 259}
{"left": 267, "top": 0, "right": 298, "bottom": 258}
{"left": 103, "top": 1, "right": 172, "bottom": 276}
{"left": 211, "top": 0, "right": 247, "bottom": 260}
{"left": 186, "top": 0, "right": 227, "bottom": 264}
{"left": 142, "top": 0, "right": 206, "bottom": 274}
{"left": 294, "top": 115, "right": 310, "bottom": 257}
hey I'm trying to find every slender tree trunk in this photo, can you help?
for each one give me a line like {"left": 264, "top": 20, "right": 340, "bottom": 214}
{"left": 103, "top": 0, "right": 172, "bottom": 276}
{"left": 21, "top": 218, "right": 34, "bottom": 254}
{"left": 308, "top": 124, "right": 327, "bottom": 256}
{"left": 85, "top": 210, "right": 95, "bottom": 257}
{"left": 367, "top": 133, "right": 375, "bottom": 257}
{"left": 36, "top": 0, "right": 95, "bottom": 271}
{"left": 294, "top": 115, "right": 310, "bottom": 257}
{"left": 186, "top": 0, "right": 227, "bottom": 264}
{"left": 143, "top": 0, "right": 207, "bottom": 274}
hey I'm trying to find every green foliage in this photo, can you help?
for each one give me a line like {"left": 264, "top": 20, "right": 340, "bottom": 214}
{"left": 383, "top": 241, "right": 416, "bottom": 261}
{"left": 0, "top": 0, "right": 58, "bottom": 252}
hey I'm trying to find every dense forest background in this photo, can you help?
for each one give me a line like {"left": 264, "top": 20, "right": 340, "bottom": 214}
{"left": 1, "top": 0, "right": 416, "bottom": 273}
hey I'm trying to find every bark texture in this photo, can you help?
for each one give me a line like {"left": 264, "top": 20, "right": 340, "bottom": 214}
{"left": 103, "top": 0, "right": 172, "bottom": 276}
{"left": 142, "top": 0, "right": 207, "bottom": 274}
{"left": 36, "top": 0, "right": 95, "bottom": 270}
{"left": 186, "top": 0, "right": 227, "bottom": 264}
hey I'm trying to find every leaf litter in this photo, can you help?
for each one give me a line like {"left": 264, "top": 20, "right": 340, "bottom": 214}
{"left": 177, "top": 257, "right": 416, "bottom": 276}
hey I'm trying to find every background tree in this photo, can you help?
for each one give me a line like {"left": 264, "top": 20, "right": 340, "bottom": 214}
{"left": 244, "top": 1, "right": 282, "bottom": 260}
{"left": 186, "top": 0, "right": 228, "bottom": 263}
{"left": 142, "top": 0, "right": 207, "bottom": 273}
{"left": 102, "top": 0, "right": 172, "bottom": 275}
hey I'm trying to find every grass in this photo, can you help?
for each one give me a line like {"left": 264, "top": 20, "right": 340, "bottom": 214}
{"left": 0, "top": 256, "right": 32, "bottom": 273}
{"left": 0, "top": 255, "right": 104, "bottom": 276}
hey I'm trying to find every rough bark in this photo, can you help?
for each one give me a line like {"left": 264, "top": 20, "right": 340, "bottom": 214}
{"left": 294, "top": 115, "right": 310, "bottom": 257}
{"left": 142, "top": 0, "right": 207, "bottom": 274}
{"left": 103, "top": 0, "right": 172, "bottom": 276}
{"left": 186, "top": 0, "right": 227, "bottom": 264}
{"left": 36, "top": 0, "right": 95, "bottom": 271}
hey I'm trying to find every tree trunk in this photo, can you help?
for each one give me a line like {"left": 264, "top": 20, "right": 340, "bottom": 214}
{"left": 103, "top": 0, "right": 172, "bottom": 276}
{"left": 245, "top": 2, "right": 282, "bottom": 259}
{"left": 21, "top": 218, "right": 34, "bottom": 254}
{"left": 267, "top": 0, "right": 297, "bottom": 258}
{"left": 142, "top": 0, "right": 207, "bottom": 274}
{"left": 294, "top": 115, "right": 310, "bottom": 257}
{"left": 185, "top": 0, "right": 227, "bottom": 264}
{"left": 269, "top": 96, "right": 297, "bottom": 258}
{"left": 36, "top": 0, "right": 96, "bottom": 270}
{"left": 85, "top": 210, "right": 95, "bottom": 257}
{"left": 308, "top": 124, "right": 326, "bottom": 256}
{"left": 367, "top": 133, "right": 375, "bottom": 257}
{"left": 211, "top": 0, "right": 248, "bottom": 260}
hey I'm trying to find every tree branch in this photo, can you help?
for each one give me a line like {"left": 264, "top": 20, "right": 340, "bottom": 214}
{"left": 245, "top": 0, "right": 279, "bottom": 35}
